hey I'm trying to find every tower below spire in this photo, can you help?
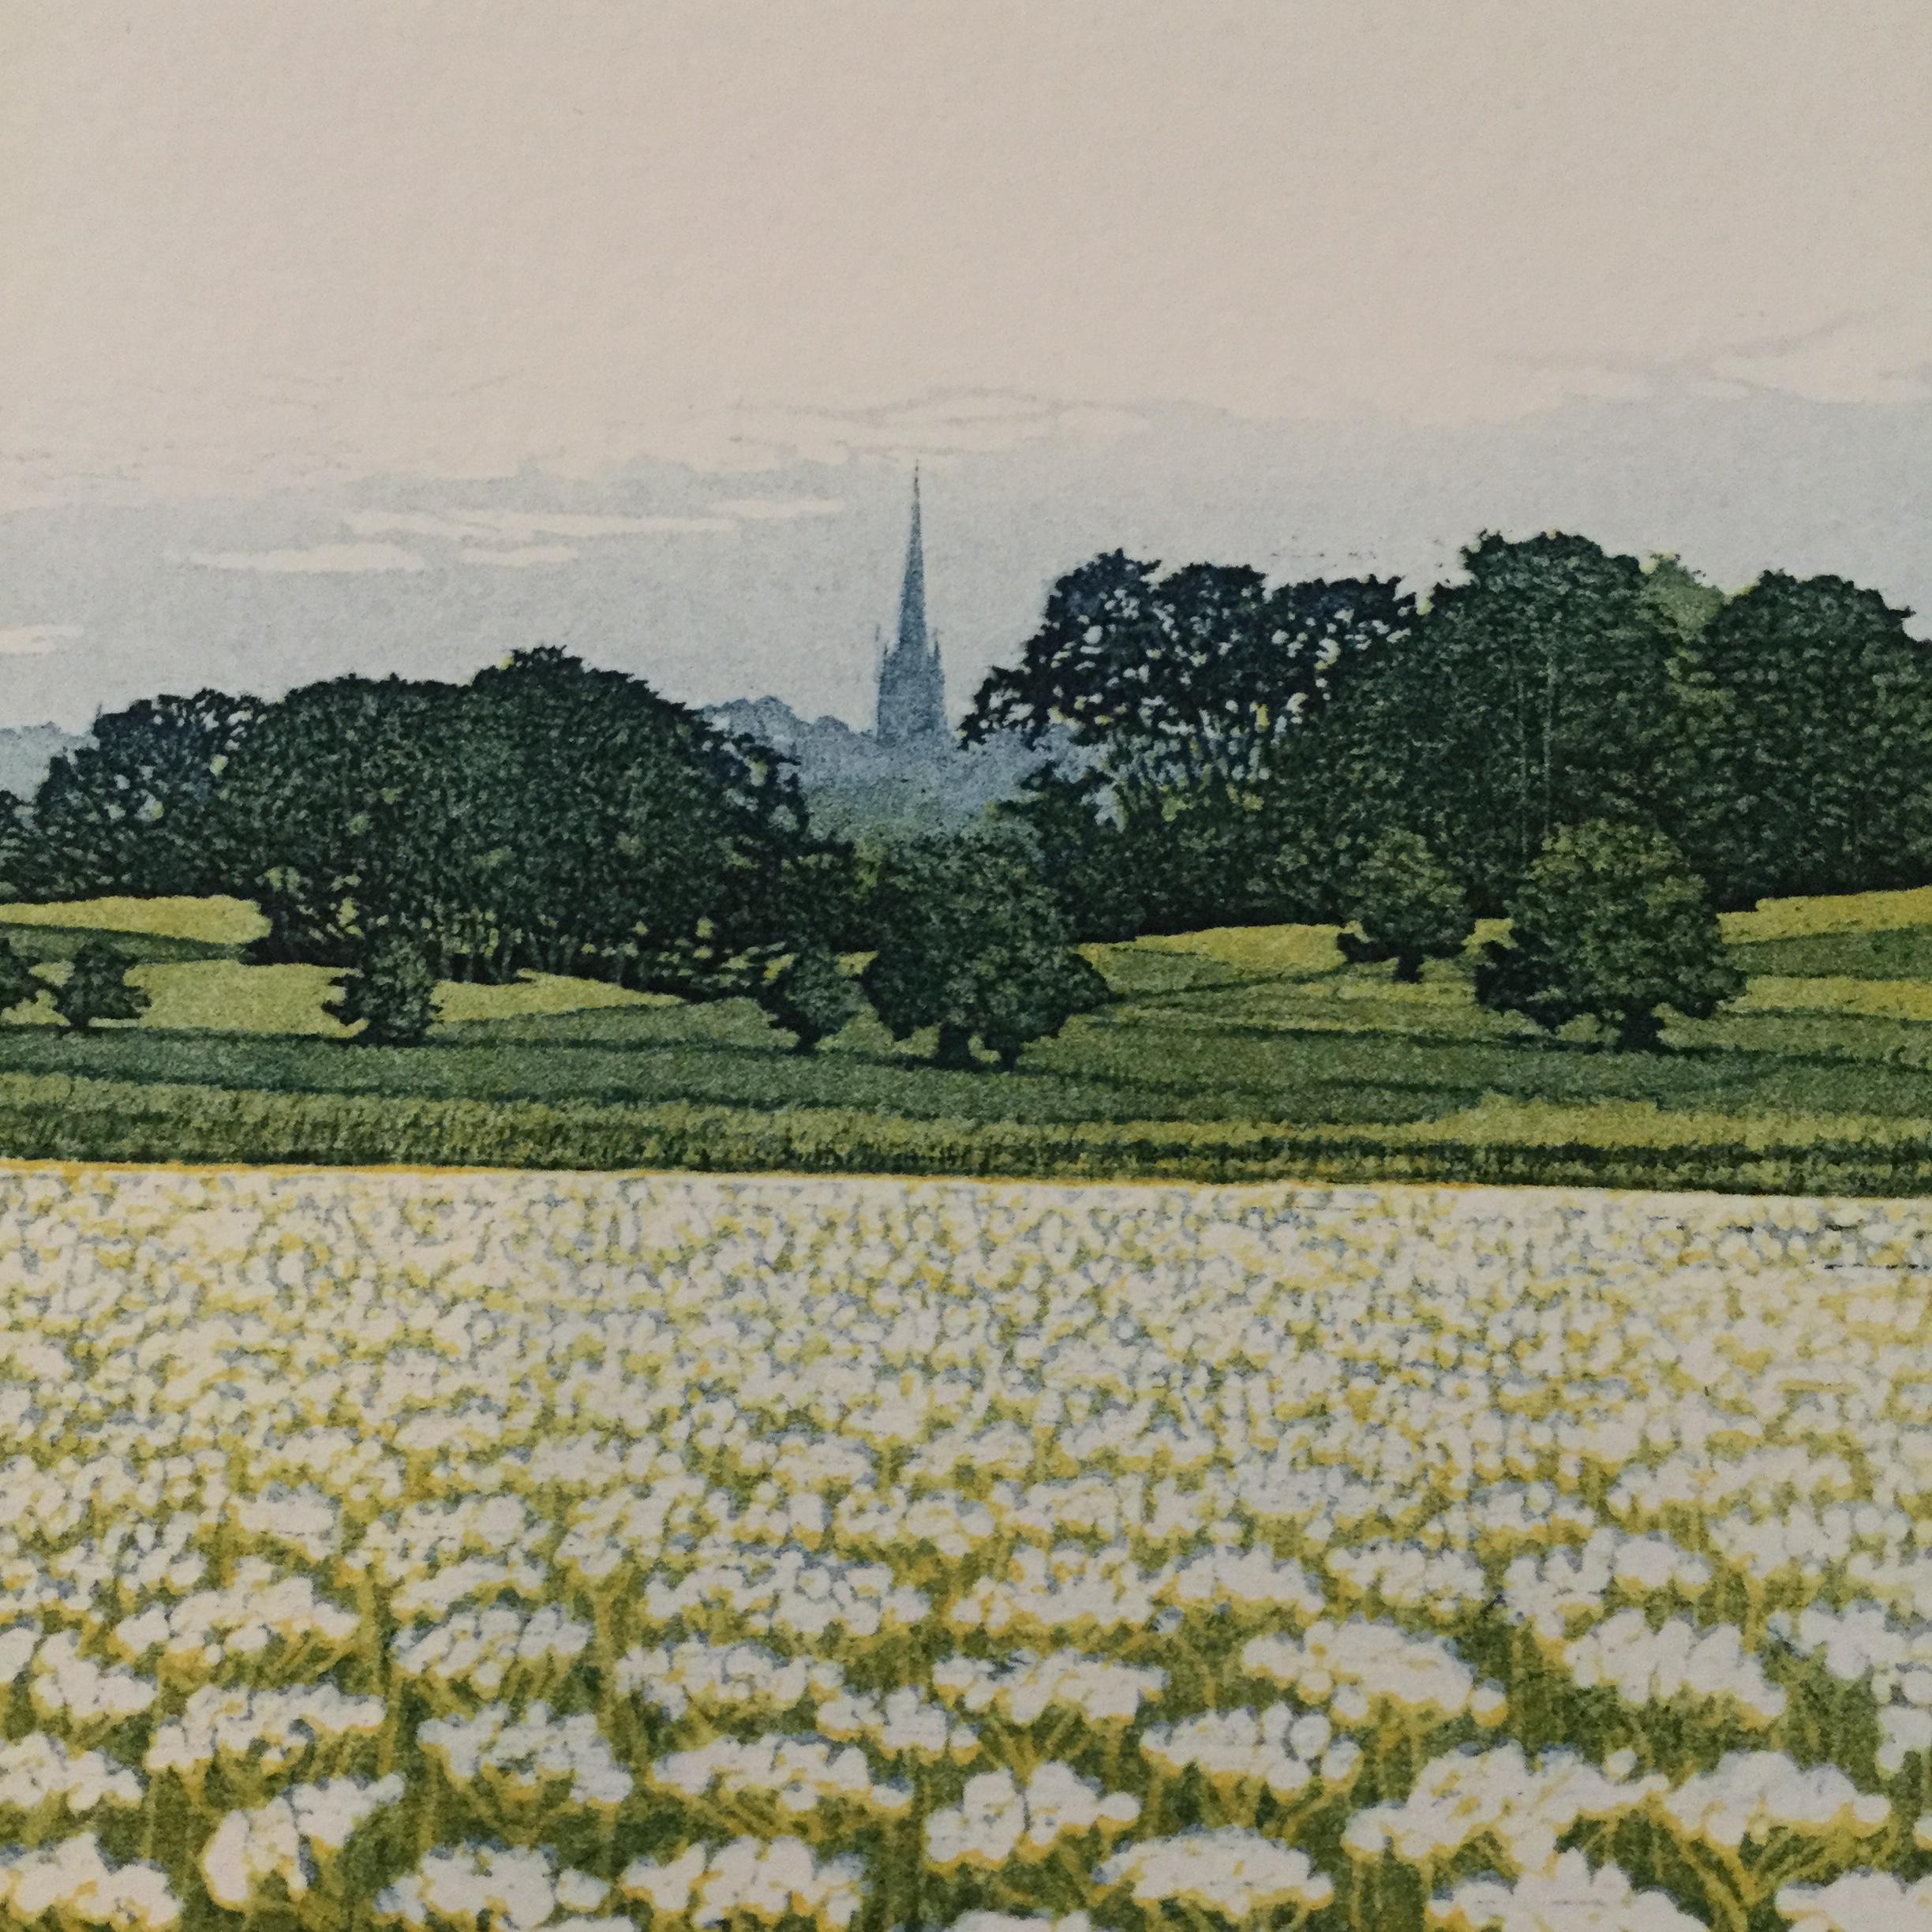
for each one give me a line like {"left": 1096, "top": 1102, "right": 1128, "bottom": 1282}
{"left": 874, "top": 469, "right": 947, "bottom": 749}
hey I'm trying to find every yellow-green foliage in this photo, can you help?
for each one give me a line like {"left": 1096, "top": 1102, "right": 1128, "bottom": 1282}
{"left": 0, "top": 1166, "right": 1928, "bottom": 1929}
{"left": 1722, "top": 886, "right": 1932, "bottom": 944}
{"left": 0, "top": 894, "right": 270, "bottom": 946}
{"left": 1128, "top": 921, "right": 1348, "bottom": 978}
{"left": 434, "top": 975, "right": 672, "bottom": 1025}
{"left": 1738, "top": 975, "right": 1932, "bottom": 1024}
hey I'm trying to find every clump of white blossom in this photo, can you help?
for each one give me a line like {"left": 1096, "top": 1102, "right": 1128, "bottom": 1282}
{"left": 200, "top": 1774, "right": 405, "bottom": 1909}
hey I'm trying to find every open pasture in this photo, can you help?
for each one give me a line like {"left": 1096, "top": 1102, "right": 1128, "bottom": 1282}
{"left": 5, "top": 1166, "right": 1932, "bottom": 1926}
{"left": 3, "top": 889, "right": 1932, "bottom": 1187}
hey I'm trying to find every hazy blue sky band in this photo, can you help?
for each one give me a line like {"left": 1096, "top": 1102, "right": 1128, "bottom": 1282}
{"left": 2, "top": 3, "right": 1926, "bottom": 727}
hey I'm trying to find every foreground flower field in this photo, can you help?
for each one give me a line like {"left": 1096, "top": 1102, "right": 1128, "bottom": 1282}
{"left": 5, "top": 1166, "right": 1932, "bottom": 1930}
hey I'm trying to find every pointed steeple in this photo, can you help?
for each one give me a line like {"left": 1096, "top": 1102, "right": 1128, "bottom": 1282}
{"left": 895, "top": 465, "right": 929, "bottom": 659}
{"left": 874, "top": 467, "right": 947, "bottom": 749}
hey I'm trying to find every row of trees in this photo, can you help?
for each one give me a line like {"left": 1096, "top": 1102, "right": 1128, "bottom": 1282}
{"left": 324, "top": 825, "right": 1110, "bottom": 1061}
{"left": 1345, "top": 821, "right": 1740, "bottom": 1052}
{"left": 0, "top": 651, "right": 1109, "bottom": 1064}
{"left": 3, "top": 528, "right": 1912, "bottom": 1058}
{"left": 0, "top": 938, "right": 150, "bottom": 1032}
{"left": 972, "top": 537, "right": 1932, "bottom": 932}
{"left": 3, "top": 647, "right": 852, "bottom": 987}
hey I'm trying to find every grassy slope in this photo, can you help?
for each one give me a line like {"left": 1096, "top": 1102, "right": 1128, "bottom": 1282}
{"left": 0, "top": 889, "right": 1930, "bottom": 1188}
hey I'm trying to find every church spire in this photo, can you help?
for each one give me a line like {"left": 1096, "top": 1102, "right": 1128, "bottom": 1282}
{"left": 874, "top": 467, "right": 947, "bottom": 749}
{"left": 896, "top": 465, "right": 928, "bottom": 659}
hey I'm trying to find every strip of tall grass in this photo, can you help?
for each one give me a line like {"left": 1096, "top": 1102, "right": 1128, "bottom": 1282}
{"left": 4, "top": 1069, "right": 1932, "bottom": 1194}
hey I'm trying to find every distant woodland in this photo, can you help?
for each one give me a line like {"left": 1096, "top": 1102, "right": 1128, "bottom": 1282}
{"left": 2, "top": 532, "right": 1926, "bottom": 1057}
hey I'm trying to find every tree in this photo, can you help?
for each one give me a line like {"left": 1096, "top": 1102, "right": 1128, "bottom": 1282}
{"left": 212, "top": 650, "right": 844, "bottom": 992}
{"left": 325, "top": 931, "right": 439, "bottom": 1046}
{"left": 1317, "top": 535, "right": 1690, "bottom": 913}
{"left": 754, "top": 943, "right": 866, "bottom": 1054}
{"left": 54, "top": 941, "right": 150, "bottom": 1032}
{"left": 1474, "top": 821, "right": 1742, "bottom": 1050}
{"left": 28, "top": 690, "right": 264, "bottom": 898}
{"left": 979, "top": 945, "right": 1110, "bottom": 1070}
{"left": 1340, "top": 830, "right": 1473, "bottom": 981}
{"left": 0, "top": 936, "right": 41, "bottom": 1020}
{"left": 992, "top": 768, "right": 1148, "bottom": 942}
{"left": 1672, "top": 573, "right": 1932, "bottom": 907}
{"left": 0, "top": 794, "right": 38, "bottom": 900}
{"left": 862, "top": 830, "right": 1107, "bottom": 1069}
{"left": 965, "top": 553, "right": 1415, "bottom": 930}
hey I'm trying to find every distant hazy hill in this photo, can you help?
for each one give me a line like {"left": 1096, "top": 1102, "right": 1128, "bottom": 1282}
{"left": 702, "top": 698, "right": 1064, "bottom": 837}
{"left": 0, "top": 724, "right": 85, "bottom": 801}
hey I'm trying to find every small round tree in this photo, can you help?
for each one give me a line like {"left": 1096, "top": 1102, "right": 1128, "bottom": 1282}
{"left": 863, "top": 829, "right": 1108, "bottom": 1069}
{"left": 980, "top": 946, "right": 1111, "bottom": 1071}
{"left": 1340, "top": 830, "right": 1474, "bottom": 981}
{"left": 54, "top": 940, "right": 151, "bottom": 1032}
{"left": 325, "top": 931, "right": 439, "bottom": 1046}
{"left": 755, "top": 942, "right": 867, "bottom": 1054}
{"left": 0, "top": 936, "right": 43, "bottom": 1022}
{"left": 1475, "top": 820, "right": 1743, "bottom": 1050}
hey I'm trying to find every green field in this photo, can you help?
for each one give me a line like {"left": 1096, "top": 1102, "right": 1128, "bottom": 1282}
{"left": 2, "top": 889, "right": 1931, "bottom": 1189}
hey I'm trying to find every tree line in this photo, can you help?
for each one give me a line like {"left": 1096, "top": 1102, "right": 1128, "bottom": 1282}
{"left": 0, "top": 646, "right": 1103, "bottom": 1061}
{"left": 973, "top": 535, "right": 1932, "bottom": 933}
{"left": 0, "top": 532, "right": 1923, "bottom": 1058}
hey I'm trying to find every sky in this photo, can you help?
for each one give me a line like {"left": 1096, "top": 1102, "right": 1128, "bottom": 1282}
{"left": 1, "top": 2, "right": 1928, "bottom": 731}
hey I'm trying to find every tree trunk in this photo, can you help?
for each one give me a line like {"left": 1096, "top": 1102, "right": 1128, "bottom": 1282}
{"left": 934, "top": 1022, "right": 975, "bottom": 1070}
{"left": 1616, "top": 1008, "right": 1664, "bottom": 1053}
{"left": 1393, "top": 951, "right": 1423, "bottom": 983}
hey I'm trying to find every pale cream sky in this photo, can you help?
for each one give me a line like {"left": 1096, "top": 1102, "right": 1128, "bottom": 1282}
{"left": 3, "top": 0, "right": 1928, "bottom": 501}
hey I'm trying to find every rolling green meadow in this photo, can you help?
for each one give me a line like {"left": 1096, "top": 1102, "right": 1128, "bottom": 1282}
{"left": 0, "top": 887, "right": 1930, "bottom": 1193}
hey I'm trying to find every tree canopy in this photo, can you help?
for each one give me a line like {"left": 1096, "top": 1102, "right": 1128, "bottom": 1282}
{"left": 25, "top": 690, "right": 264, "bottom": 898}
{"left": 1475, "top": 821, "right": 1743, "bottom": 1050}
{"left": 209, "top": 649, "right": 837, "bottom": 993}
{"left": 863, "top": 829, "right": 1106, "bottom": 1068}
{"left": 968, "top": 553, "right": 1414, "bottom": 929}
{"left": 1309, "top": 534, "right": 1690, "bottom": 912}
{"left": 1674, "top": 573, "right": 1932, "bottom": 906}
{"left": 1342, "top": 830, "right": 1473, "bottom": 981}
{"left": 968, "top": 536, "right": 1932, "bottom": 934}
{"left": 9, "top": 532, "right": 1930, "bottom": 1013}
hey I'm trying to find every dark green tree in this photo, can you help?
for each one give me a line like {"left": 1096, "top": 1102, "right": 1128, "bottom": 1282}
{"left": 53, "top": 941, "right": 151, "bottom": 1032}
{"left": 210, "top": 676, "right": 450, "bottom": 966}
{"left": 992, "top": 768, "right": 1148, "bottom": 942}
{"left": 1673, "top": 573, "right": 1932, "bottom": 907}
{"left": 1314, "top": 535, "right": 1689, "bottom": 913}
{"left": 966, "top": 554, "right": 1414, "bottom": 930}
{"left": 754, "top": 943, "right": 866, "bottom": 1054}
{"left": 212, "top": 651, "right": 842, "bottom": 993}
{"left": 862, "top": 830, "right": 1106, "bottom": 1069}
{"left": 0, "top": 935, "right": 42, "bottom": 1020}
{"left": 979, "top": 945, "right": 1110, "bottom": 1070}
{"left": 1475, "top": 821, "right": 1742, "bottom": 1051}
{"left": 1339, "top": 830, "right": 1473, "bottom": 980}
{"left": 28, "top": 691, "right": 264, "bottom": 897}
{"left": 0, "top": 794, "right": 38, "bottom": 900}
{"left": 325, "top": 931, "right": 439, "bottom": 1046}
